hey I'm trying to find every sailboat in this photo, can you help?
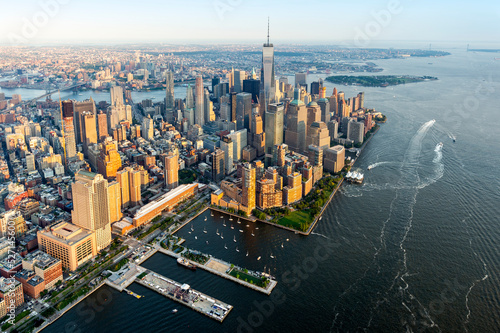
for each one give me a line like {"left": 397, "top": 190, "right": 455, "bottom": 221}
{"left": 236, "top": 247, "right": 239, "bottom": 252}
{"left": 257, "top": 256, "right": 261, "bottom": 261}
{"left": 246, "top": 251, "right": 249, "bottom": 257}
{"left": 220, "top": 216, "right": 223, "bottom": 219}
{"left": 251, "top": 232, "right": 255, "bottom": 236}
{"left": 246, "top": 224, "right": 249, "bottom": 227}
{"left": 203, "top": 227, "right": 207, "bottom": 234}
{"left": 216, "top": 229, "right": 219, "bottom": 235}
{"left": 220, "top": 233, "right": 224, "bottom": 239}
{"left": 256, "top": 227, "right": 259, "bottom": 230}
{"left": 191, "top": 225, "right": 194, "bottom": 232}
{"left": 204, "top": 217, "right": 207, "bottom": 221}
{"left": 239, "top": 229, "right": 243, "bottom": 233}
{"left": 211, "top": 212, "right": 214, "bottom": 217}
{"left": 230, "top": 225, "right": 234, "bottom": 229}
{"left": 223, "top": 221, "right": 226, "bottom": 227}
{"left": 206, "top": 241, "right": 209, "bottom": 245}
{"left": 224, "top": 244, "right": 227, "bottom": 249}
{"left": 195, "top": 236, "right": 197, "bottom": 240}
{"left": 270, "top": 253, "right": 274, "bottom": 259}
{"left": 233, "top": 235, "right": 237, "bottom": 243}
{"left": 188, "top": 231, "right": 191, "bottom": 234}
{"left": 237, "top": 219, "right": 241, "bottom": 224}
{"left": 281, "top": 243, "right": 284, "bottom": 248}
{"left": 286, "top": 239, "right": 289, "bottom": 242}
{"left": 229, "top": 216, "right": 233, "bottom": 221}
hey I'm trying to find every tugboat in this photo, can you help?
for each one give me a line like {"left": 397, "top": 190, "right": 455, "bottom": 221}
{"left": 177, "top": 257, "right": 196, "bottom": 270}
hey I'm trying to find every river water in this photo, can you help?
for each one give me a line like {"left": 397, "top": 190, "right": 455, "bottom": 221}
{"left": 41, "top": 49, "right": 500, "bottom": 333}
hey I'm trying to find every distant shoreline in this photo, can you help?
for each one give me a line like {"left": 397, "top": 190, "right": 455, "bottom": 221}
{"left": 325, "top": 75, "right": 438, "bottom": 87}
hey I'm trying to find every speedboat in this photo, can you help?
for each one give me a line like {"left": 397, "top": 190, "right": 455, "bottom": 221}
{"left": 172, "top": 309, "right": 178, "bottom": 313}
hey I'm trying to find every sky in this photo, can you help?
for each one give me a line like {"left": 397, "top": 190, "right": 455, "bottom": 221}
{"left": 0, "top": 0, "right": 499, "bottom": 46}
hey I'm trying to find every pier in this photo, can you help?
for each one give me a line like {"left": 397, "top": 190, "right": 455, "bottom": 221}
{"left": 157, "top": 247, "right": 277, "bottom": 295}
{"left": 136, "top": 270, "right": 232, "bottom": 322}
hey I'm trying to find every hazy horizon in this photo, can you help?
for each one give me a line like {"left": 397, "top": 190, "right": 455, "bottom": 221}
{"left": 1, "top": 0, "right": 499, "bottom": 47}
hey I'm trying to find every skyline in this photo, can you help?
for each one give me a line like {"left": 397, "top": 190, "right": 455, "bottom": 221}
{"left": 1, "top": 0, "right": 500, "bottom": 46}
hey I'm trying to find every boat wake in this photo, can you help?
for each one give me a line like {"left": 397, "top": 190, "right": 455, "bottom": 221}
{"left": 330, "top": 120, "right": 442, "bottom": 332}
{"left": 367, "top": 161, "right": 395, "bottom": 170}
{"left": 311, "top": 232, "right": 330, "bottom": 239}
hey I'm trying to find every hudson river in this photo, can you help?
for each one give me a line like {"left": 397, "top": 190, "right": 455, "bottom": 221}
{"left": 39, "top": 48, "right": 499, "bottom": 332}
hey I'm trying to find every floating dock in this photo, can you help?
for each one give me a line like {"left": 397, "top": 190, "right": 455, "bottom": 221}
{"left": 136, "top": 270, "right": 232, "bottom": 322}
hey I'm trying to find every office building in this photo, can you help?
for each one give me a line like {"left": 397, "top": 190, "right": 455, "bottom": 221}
{"left": 251, "top": 113, "right": 266, "bottom": 157}
{"left": 97, "top": 138, "right": 122, "bottom": 179}
{"left": 62, "top": 100, "right": 77, "bottom": 161}
{"left": 165, "top": 71, "right": 175, "bottom": 109}
{"left": 265, "top": 102, "right": 284, "bottom": 163}
{"left": 324, "top": 145, "right": 345, "bottom": 174}
{"left": 228, "top": 129, "right": 247, "bottom": 161}
{"left": 73, "top": 98, "right": 96, "bottom": 145}
{"left": 195, "top": 75, "right": 205, "bottom": 126}
{"left": 285, "top": 89, "right": 307, "bottom": 154}
{"left": 307, "top": 121, "right": 330, "bottom": 151}
{"left": 0, "top": 277, "right": 23, "bottom": 311}
{"left": 110, "top": 86, "right": 124, "bottom": 107}
{"left": 107, "top": 181, "right": 122, "bottom": 224}
{"left": 295, "top": 73, "right": 307, "bottom": 86}
{"left": 234, "top": 70, "right": 245, "bottom": 93}
{"left": 260, "top": 21, "right": 276, "bottom": 111}
{"left": 81, "top": 111, "right": 97, "bottom": 155}
{"left": 243, "top": 79, "right": 260, "bottom": 103}
{"left": 37, "top": 222, "right": 97, "bottom": 271}
{"left": 347, "top": 121, "right": 364, "bottom": 144}
{"left": 97, "top": 111, "right": 108, "bottom": 141}
{"left": 142, "top": 115, "right": 154, "bottom": 140}
{"left": 163, "top": 152, "right": 179, "bottom": 190}
{"left": 220, "top": 136, "right": 234, "bottom": 175}
{"left": 71, "top": 171, "right": 112, "bottom": 251}
{"left": 212, "top": 148, "right": 225, "bottom": 183}
{"left": 236, "top": 92, "right": 252, "bottom": 130}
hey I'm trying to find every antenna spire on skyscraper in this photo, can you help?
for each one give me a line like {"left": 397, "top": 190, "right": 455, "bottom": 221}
{"left": 267, "top": 17, "right": 270, "bottom": 45}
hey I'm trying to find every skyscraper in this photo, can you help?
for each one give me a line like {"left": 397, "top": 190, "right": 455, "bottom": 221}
{"left": 236, "top": 92, "right": 252, "bottom": 131}
{"left": 81, "top": 111, "right": 97, "bottom": 155}
{"left": 212, "top": 148, "right": 225, "bottom": 183}
{"left": 251, "top": 112, "right": 266, "bottom": 157}
{"left": 110, "top": 86, "right": 124, "bottom": 107}
{"left": 260, "top": 19, "right": 276, "bottom": 112}
{"left": 242, "top": 162, "right": 256, "bottom": 212}
{"left": 243, "top": 78, "right": 260, "bottom": 104}
{"left": 97, "top": 111, "right": 108, "bottom": 141}
{"left": 163, "top": 152, "right": 179, "bottom": 190}
{"left": 220, "top": 136, "right": 234, "bottom": 175}
{"left": 165, "top": 71, "right": 175, "bottom": 109}
{"left": 73, "top": 98, "right": 96, "bottom": 145}
{"left": 62, "top": 101, "right": 77, "bottom": 161}
{"left": 142, "top": 115, "right": 154, "bottom": 140}
{"left": 116, "top": 169, "right": 130, "bottom": 209}
{"left": 234, "top": 70, "right": 245, "bottom": 93}
{"left": 97, "top": 137, "right": 122, "bottom": 179}
{"left": 285, "top": 89, "right": 307, "bottom": 154}
{"left": 72, "top": 171, "right": 112, "bottom": 251}
{"left": 195, "top": 75, "right": 205, "bottom": 126}
{"left": 265, "top": 102, "right": 284, "bottom": 163}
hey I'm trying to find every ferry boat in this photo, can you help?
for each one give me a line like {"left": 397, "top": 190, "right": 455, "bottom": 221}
{"left": 177, "top": 257, "right": 196, "bottom": 270}
{"left": 346, "top": 170, "right": 364, "bottom": 184}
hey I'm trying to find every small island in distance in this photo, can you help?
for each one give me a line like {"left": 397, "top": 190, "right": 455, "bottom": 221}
{"left": 325, "top": 75, "right": 438, "bottom": 87}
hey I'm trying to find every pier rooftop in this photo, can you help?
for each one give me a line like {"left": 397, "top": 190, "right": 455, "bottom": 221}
{"left": 137, "top": 271, "right": 232, "bottom": 322}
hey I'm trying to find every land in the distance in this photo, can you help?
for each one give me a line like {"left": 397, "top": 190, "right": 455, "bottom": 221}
{"left": 325, "top": 75, "right": 438, "bottom": 87}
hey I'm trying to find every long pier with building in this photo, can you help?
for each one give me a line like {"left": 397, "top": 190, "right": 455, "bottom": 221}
{"left": 135, "top": 270, "right": 232, "bottom": 322}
